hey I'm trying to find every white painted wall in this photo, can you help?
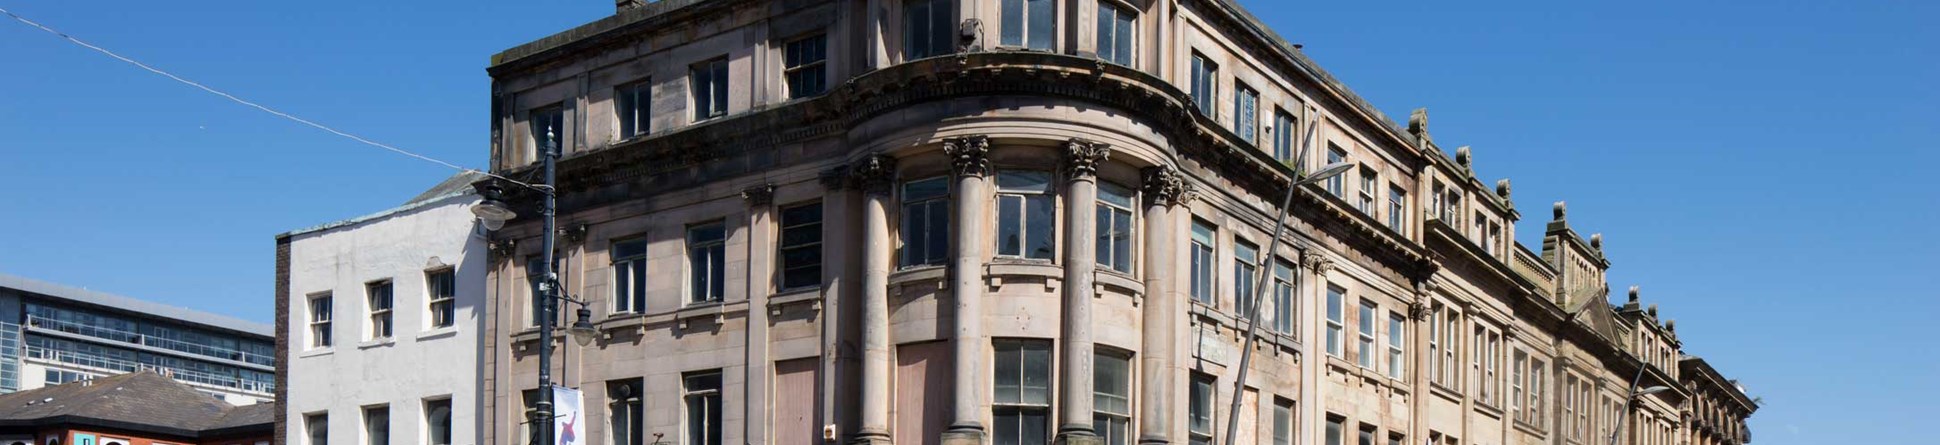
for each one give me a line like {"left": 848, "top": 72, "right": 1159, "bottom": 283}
{"left": 286, "top": 192, "right": 485, "bottom": 445}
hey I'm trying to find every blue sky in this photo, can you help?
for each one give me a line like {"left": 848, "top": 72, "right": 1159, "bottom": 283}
{"left": 1, "top": 0, "right": 1932, "bottom": 443}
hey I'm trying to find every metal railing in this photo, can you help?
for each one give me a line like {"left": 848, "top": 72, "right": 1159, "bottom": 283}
{"left": 24, "top": 315, "right": 273, "bottom": 367}
{"left": 23, "top": 344, "right": 273, "bottom": 394}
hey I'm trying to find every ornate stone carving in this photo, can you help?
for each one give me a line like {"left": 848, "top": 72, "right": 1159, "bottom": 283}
{"left": 741, "top": 184, "right": 776, "bottom": 206}
{"left": 560, "top": 224, "right": 588, "bottom": 244}
{"left": 1408, "top": 107, "right": 1432, "bottom": 145}
{"left": 851, "top": 154, "right": 898, "bottom": 195}
{"left": 1554, "top": 201, "right": 1568, "bottom": 221}
{"left": 1062, "top": 138, "right": 1111, "bottom": 179}
{"left": 1407, "top": 299, "right": 1430, "bottom": 321}
{"left": 1590, "top": 233, "right": 1604, "bottom": 250}
{"left": 1496, "top": 179, "right": 1512, "bottom": 199}
{"left": 1455, "top": 145, "right": 1473, "bottom": 171}
{"left": 942, "top": 135, "right": 991, "bottom": 177}
{"left": 1301, "top": 252, "right": 1335, "bottom": 273}
{"left": 489, "top": 238, "right": 518, "bottom": 260}
{"left": 1140, "top": 166, "right": 1194, "bottom": 207}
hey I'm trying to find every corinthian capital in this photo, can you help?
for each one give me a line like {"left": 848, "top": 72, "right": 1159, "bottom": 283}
{"left": 1301, "top": 252, "right": 1335, "bottom": 274}
{"left": 851, "top": 154, "right": 898, "bottom": 195}
{"left": 1140, "top": 165, "right": 1195, "bottom": 207}
{"left": 1062, "top": 138, "right": 1112, "bottom": 179}
{"left": 943, "top": 135, "right": 991, "bottom": 177}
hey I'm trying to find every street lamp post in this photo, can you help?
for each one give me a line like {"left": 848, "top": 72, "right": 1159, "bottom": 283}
{"left": 1221, "top": 134, "right": 1351, "bottom": 445}
{"left": 1608, "top": 358, "right": 1672, "bottom": 445}
{"left": 473, "top": 127, "right": 600, "bottom": 445}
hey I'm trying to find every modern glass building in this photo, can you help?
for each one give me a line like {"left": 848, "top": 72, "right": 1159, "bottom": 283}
{"left": 0, "top": 273, "right": 274, "bottom": 405}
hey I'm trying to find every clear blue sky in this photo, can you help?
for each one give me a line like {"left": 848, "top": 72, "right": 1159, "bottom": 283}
{"left": 1, "top": 0, "right": 1932, "bottom": 443}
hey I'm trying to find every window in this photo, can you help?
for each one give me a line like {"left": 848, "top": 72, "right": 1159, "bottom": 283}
{"left": 1484, "top": 330, "right": 1500, "bottom": 404}
{"left": 1387, "top": 185, "right": 1406, "bottom": 231}
{"left": 685, "top": 371, "right": 724, "bottom": 445}
{"left": 366, "top": 281, "right": 393, "bottom": 340}
{"left": 610, "top": 379, "right": 645, "bottom": 445}
{"left": 308, "top": 294, "right": 332, "bottom": 349}
{"left": 426, "top": 399, "right": 452, "bottom": 445}
{"left": 1271, "top": 260, "right": 1295, "bottom": 334}
{"left": 1324, "top": 416, "right": 1343, "bottom": 445}
{"left": 784, "top": 34, "right": 828, "bottom": 98}
{"left": 1473, "top": 212, "right": 1487, "bottom": 244}
{"left": 1093, "top": 351, "right": 1132, "bottom": 445}
{"left": 1528, "top": 359, "right": 1544, "bottom": 425}
{"left": 1443, "top": 189, "right": 1460, "bottom": 224}
{"left": 1188, "top": 374, "right": 1215, "bottom": 445}
{"left": 306, "top": 413, "right": 328, "bottom": 445}
{"left": 1233, "top": 240, "right": 1259, "bottom": 316}
{"left": 901, "top": 178, "right": 950, "bottom": 267}
{"left": 1235, "top": 84, "right": 1259, "bottom": 143}
{"left": 1001, "top": 0, "right": 1056, "bottom": 50}
{"left": 1388, "top": 312, "right": 1406, "bottom": 379}
{"left": 1325, "top": 146, "right": 1346, "bottom": 197}
{"left": 1430, "top": 182, "right": 1446, "bottom": 221}
{"left": 1189, "top": 53, "right": 1218, "bottom": 117}
{"left": 995, "top": 340, "right": 1052, "bottom": 445}
{"left": 1358, "top": 424, "right": 1376, "bottom": 445}
{"left": 527, "top": 256, "right": 551, "bottom": 327}
{"left": 688, "top": 222, "right": 728, "bottom": 304}
{"left": 780, "top": 202, "right": 825, "bottom": 290}
{"left": 427, "top": 269, "right": 455, "bottom": 329}
{"left": 1357, "top": 301, "right": 1376, "bottom": 368}
{"left": 1325, "top": 285, "right": 1344, "bottom": 357}
{"left": 691, "top": 58, "right": 729, "bottom": 120}
{"left": 1388, "top": 433, "right": 1405, "bottom": 445}
{"left": 363, "top": 406, "right": 389, "bottom": 445}
{"left": 996, "top": 170, "right": 1055, "bottom": 260}
{"left": 1511, "top": 351, "right": 1526, "bottom": 421}
{"left": 1189, "top": 220, "right": 1217, "bottom": 306}
{"left": 530, "top": 104, "right": 565, "bottom": 157}
{"left": 904, "top": 0, "right": 953, "bottom": 59}
{"left": 1272, "top": 109, "right": 1297, "bottom": 163}
{"left": 1487, "top": 222, "right": 1503, "bottom": 255}
{"left": 617, "top": 80, "right": 651, "bottom": 139}
{"left": 613, "top": 238, "right": 649, "bottom": 314}
{"left": 1272, "top": 398, "right": 1294, "bottom": 445}
{"left": 1357, "top": 166, "right": 1378, "bottom": 215}
{"left": 1095, "top": 2, "right": 1135, "bottom": 66}
{"left": 1097, "top": 183, "right": 1135, "bottom": 273}
{"left": 1563, "top": 375, "right": 1577, "bottom": 439}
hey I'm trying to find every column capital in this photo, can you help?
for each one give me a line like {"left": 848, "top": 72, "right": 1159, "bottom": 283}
{"left": 851, "top": 154, "right": 898, "bottom": 195}
{"left": 943, "top": 135, "right": 992, "bottom": 178}
{"left": 1301, "top": 252, "right": 1335, "bottom": 274}
{"left": 1140, "top": 165, "right": 1195, "bottom": 207}
{"left": 1063, "top": 138, "right": 1111, "bottom": 179}
{"left": 819, "top": 166, "right": 850, "bottom": 191}
{"left": 741, "top": 184, "right": 776, "bottom": 206}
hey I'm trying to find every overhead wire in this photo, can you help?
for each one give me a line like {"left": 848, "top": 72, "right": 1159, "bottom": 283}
{"left": 0, "top": 5, "right": 538, "bottom": 190}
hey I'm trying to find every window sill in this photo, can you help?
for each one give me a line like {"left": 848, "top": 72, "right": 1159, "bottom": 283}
{"left": 1474, "top": 402, "right": 1505, "bottom": 419}
{"left": 1093, "top": 269, "right": 1144, "bottom": 298}
{"left": 416, "top": 327, "right": 459, "bottom": 341}
{"left": 1428, "top": 382, "right": 1464, "bottom": 403}
{"left": 357, "top": 338, "right": 397, "bottom": 350}
{"left": 296, "top": 348, "right": 335, "bottom": 359}
{"left": 889, "top": 265, "right": 948, "bottom": 288}
{"left": 986, "top": 261, "right": 1061, "bottom": 290}
{"left": 1512, "top": 419, "right": 1547, "bottom": 437}
{"left": 767, "top": 288, "right": 822, "bottom": 312}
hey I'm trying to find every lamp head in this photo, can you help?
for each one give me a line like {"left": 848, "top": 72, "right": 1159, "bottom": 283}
{"left": 471, "top": 199, "right": 516, "bottom": 231}
{"left": 569, "top": 307, "right": 597, "bottom": 347}
{"left": 1296, "top": 161, "right": 1354, "bottom": 187}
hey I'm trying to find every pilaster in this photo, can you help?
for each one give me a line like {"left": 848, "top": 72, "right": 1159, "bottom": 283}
{"left": 743, "top": 183, "right": 777, "bottom": 445}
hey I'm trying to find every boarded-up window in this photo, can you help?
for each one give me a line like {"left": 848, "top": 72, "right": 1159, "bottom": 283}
{"left": 895, "top": 341, "right": 952, "bottom": 445}
{"left": 775, "top": 358, "right": 821, "bottom": 445}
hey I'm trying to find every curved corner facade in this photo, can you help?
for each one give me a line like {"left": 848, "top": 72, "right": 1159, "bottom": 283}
{"left": 475, "top": 1, "right": 1757, "bottom": 445}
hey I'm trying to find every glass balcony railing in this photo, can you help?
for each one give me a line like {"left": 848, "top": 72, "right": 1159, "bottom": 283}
{"left": 23, "top": 344, "right": 273, "bottom": 394}
{"left": 24, "top": 315, "right": 273, "bottom": 367}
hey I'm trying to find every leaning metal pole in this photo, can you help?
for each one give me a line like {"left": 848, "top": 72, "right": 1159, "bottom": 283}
{"left": 534, "top": 128, "right": 559, "bottom": 445}
{"left": 1609, "top": 356, "right": 1650, "bottom": 445}
{"left": 1221, "top": 170, "right": 1302, "bottom": 445}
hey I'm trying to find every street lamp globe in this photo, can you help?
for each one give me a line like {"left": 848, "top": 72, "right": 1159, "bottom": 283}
{"left": 471, "top": 199, "right": 516, "bottom": 231}
{"left": 569, "top": 307, "right": 598, "bottom": 347}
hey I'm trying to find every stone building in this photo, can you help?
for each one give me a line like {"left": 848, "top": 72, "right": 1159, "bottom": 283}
{"left": 473, "top": 1, "right": 1756, "bottom": 445}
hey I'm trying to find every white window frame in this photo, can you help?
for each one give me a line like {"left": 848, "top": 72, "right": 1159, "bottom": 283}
{"left": 366, "top": 280, "right": 393, "bottom": 341}
{"left": 1387, "top": 312, "right": 1406, "bottom": 379}
{"left": 1096, "top": 182, "right": 1136, "bottom": 273}
{"left": 308, "top": 293, "right": 332, "bottom": 349}
{"left": 687, "top": 221, "right": 728, "bottom": 304}
{"left": 426, "top": 268, "right": 456, "bottom": 330}
{"left": 995, "top": 170, "right": 1056, "bottom": 261}
{"left": 1356, "top": 300, "right": 1376, "bottom": 369}
{"left": 1324, "top": 284, "right": 1344, "bottom": 357}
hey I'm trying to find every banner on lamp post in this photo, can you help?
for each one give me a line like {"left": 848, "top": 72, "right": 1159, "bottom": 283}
{"left": 553, "top": 386, "right": 585, "bottom": 445}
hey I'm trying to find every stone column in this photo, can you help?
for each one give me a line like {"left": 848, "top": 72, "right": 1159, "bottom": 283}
{"left": 1299, "top": 253, "right": 1335, "bottom": 445}
{"left": 944, "top": 136, "right": 992, "bottom": 445}
{"left": 1058, "top": 139, "right": 1110, "bottom": 445}
{"left": 853, "top": 155, "right": 898, "bottom": 445}
{"left": 1137, "top": 166, "right": 1191, "bottom": 445}
{"left": 743, "top": 184, "right": 777, "bottom": 445}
